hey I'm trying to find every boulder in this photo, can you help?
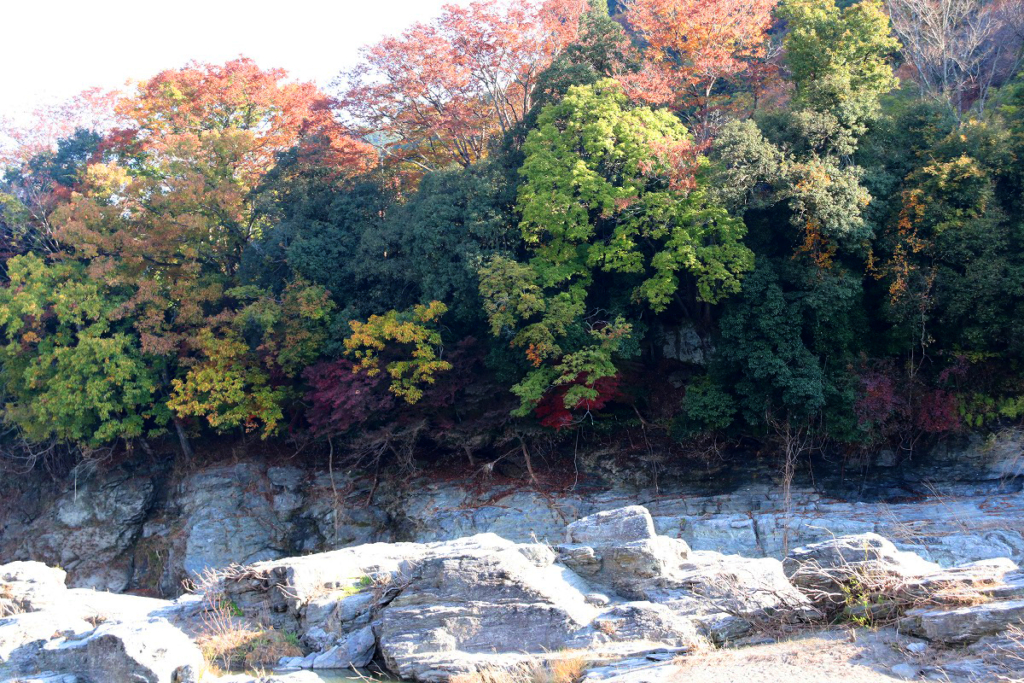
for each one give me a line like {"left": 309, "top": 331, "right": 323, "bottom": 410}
{"left": 35, "top": 619, "right": 203, "bottom": 683}
{"left": 783, "top": 533, "right": 938, "bottom": 607}
{"left": 900, "top": 558, "right": 1019, "bottom": 599}
{"left": 0, "top": 565, "right": 66, "bottom": 589}
{"left": 309, "top": 625, "right": 374, "bottom": 668}
{"left": 560, "top": 508, "right": 692, "bottom": 600}
{"left": 599, "top": 538, "right": 691, "bottom": 599}
{"left": 376, "top": 542, "right": 599, "bottom": 681}
{"left": 558, "top": 546, "right": 601, "bottom": 577}
{"left": 0, "top": 564, "right": 68, "bottom": 615}
{"left": 567, "top": 507, "right": 658, "bottom": 545}
{"left": 221, "top": 536, "right": 512, "bottom": 633}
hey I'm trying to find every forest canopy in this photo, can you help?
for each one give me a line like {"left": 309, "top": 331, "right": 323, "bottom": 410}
{"left": 2, "top": 0, "right": 1024, "bottom": 470}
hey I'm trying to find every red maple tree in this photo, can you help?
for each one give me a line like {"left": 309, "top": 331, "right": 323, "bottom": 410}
{"left": 342, "top": 0, "right": 589, "bottom": 173}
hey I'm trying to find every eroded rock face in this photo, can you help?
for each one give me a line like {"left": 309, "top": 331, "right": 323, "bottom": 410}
{"left": 8, "top": 507, "right": 1024, "bottom": 682}
{"left": 5, "top": 430, "right": 1024, "bottom": 597}
{"left": 0, "top": 466, "right": 158, "bottom": 593}
{"left": 377, "top": 542, "right": 600, "bottom": 680}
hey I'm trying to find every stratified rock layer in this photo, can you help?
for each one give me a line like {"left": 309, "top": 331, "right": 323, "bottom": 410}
{"left": 4, "top": 506, "right": 1024, "bottom": 682}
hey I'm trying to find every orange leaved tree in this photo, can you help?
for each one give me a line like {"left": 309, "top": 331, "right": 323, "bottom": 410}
{"left": 51, "top": 59, "right": 375, "bottom": 453}
{"left": 341, "top": 0, "right": 590, "bottom": 174}
{"left": 623, "top": 0, "right": 778, "bottom": 138}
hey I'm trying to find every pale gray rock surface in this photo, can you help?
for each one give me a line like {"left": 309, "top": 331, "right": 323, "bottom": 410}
{"left": 901, "top": 599, "right": 1024, "bottom": 644}
{"left": 0, "top": 613, "right": 94, "bottom": 667}
{"left": 0, "top": 564, "right": 67, "bottom": 615}
{"left": 376, "top": 541, "right": 600, "bottom": 681}
{"left": 566, "top": 506, "right": 658, "bottom": 545}
{"left": 8, "top": 508, "right": 1024, "bottom": 682}
{"left": 34, "top": 619, "right": 202, "bottom": 683}
{"left": 0, "top": 561, "right": 205, "bottom": 683}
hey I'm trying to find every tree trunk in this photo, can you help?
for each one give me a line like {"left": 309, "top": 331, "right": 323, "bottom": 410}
{"left": 173, "top": 417, "right": 194, "bottom": 461}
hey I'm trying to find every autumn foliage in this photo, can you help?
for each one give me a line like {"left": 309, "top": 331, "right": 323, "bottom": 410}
{"left": 118, "top": 58, "right": 375, "bottom": 182}
{"left": 342, "top": 0, "right": 590, "bottom": 172}
{"left": 2, "top": 0, "right": 1024, "bottom": 470}
{"left": 623, "top": 0, "right": 778, "bottom": 133}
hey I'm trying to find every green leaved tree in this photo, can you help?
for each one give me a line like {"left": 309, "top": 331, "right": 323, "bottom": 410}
{"left": 480, "top": 79, "right": 753, "bottom": 417}
{"left": 0, "top": 255, "right": 164, "bottom": 446}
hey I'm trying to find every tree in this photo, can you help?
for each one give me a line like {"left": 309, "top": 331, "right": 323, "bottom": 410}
{"left": 0, "top": 88, "right": 121, "bottom": 168}
{"left": 780, "top": 0, "right": 900, "bottom": 132}
{"left": 0, "top": 255, "right": 161, "bottom": 446}
{"left": 690, "top": 1, "right": 902, "bottom": 444}
{"left": 623, "top": 0, "right": 778, "bottom": 136}
{"left": 47, "top": 60, "right": 375, "bottom": 448}
{"left": 1, "top": 128, "right": 106, "bottom": 271}
{"left": 117, "top": 58, "right": 374, "bottom": 182}
{"left": 682, "top": 258, "right": 863, "bottom": 443}
{"left": 343, "top": 301, "right": 453, "bottom": 403}
{"left": 886, "top": 0, "right": 1014, "bottom": 115}
{"left": 712, "top": 0, "right": 898, "bottom": 264}
{"left": 481, "top": 80, "right": 753, "bottom": 417}
{"left": 529, "top": 2, "right": 637, "bottom": 112}
{"left": 379, "top": 161, "right": 519, "bottom": 327}
{"left": 341, "top": 0, "right": 590, "bottom": 173}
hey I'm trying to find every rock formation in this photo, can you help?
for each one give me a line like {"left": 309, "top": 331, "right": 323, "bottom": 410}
{"left": 2, "top": 506, "right": 1024, "bottom": 682}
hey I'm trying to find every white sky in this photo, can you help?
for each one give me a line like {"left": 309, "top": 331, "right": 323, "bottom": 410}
{"left": 1, "top": 0, "right": 472, "bottom": 119}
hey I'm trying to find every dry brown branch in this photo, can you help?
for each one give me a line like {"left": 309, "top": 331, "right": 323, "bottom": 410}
{"left": 694, "top": 571, "right": 823, "bottom": 638}
{"left": 789, "top": 549, "right": 996, "bottom": 628}
{"left": 886, "top": 0, "right": 1010, "bottom": 114}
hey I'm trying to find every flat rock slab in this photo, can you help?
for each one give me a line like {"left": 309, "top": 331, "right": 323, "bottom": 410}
{"left": 567, "top": 506, "right": 658, "bottom": 545}
{"left": 901, "top": 599, "right": 1024, "bottom": 644}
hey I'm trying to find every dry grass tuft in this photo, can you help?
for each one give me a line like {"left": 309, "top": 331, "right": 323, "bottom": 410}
{"left": 977, "top": 621, "right": 1024, "bottom": 682}
{"left": 785, "top": 533, "right": 1000, "bottom": 630}
{"left": 194, "top": 594, "right": 302, "bottom": 674}
{"left": 0, "top": 582, "right": 24, "bottom": 618}
{"left": 547, "top": 653, "right": 588, "bottom": 683}
{"left": 183, "top": 563, "right": 268, "bottom": 597}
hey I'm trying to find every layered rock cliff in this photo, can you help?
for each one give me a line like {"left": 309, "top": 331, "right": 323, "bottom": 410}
{"left": 0, "top": 431, "right": 1022, "bottom": 597}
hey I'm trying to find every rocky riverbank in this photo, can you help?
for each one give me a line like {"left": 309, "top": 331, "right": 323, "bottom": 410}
{"left": 1, "top": 431, "right": 1022, "bottom": 596}
{"left": 2, "top": 505, "right": 1024, "bottom": 682}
